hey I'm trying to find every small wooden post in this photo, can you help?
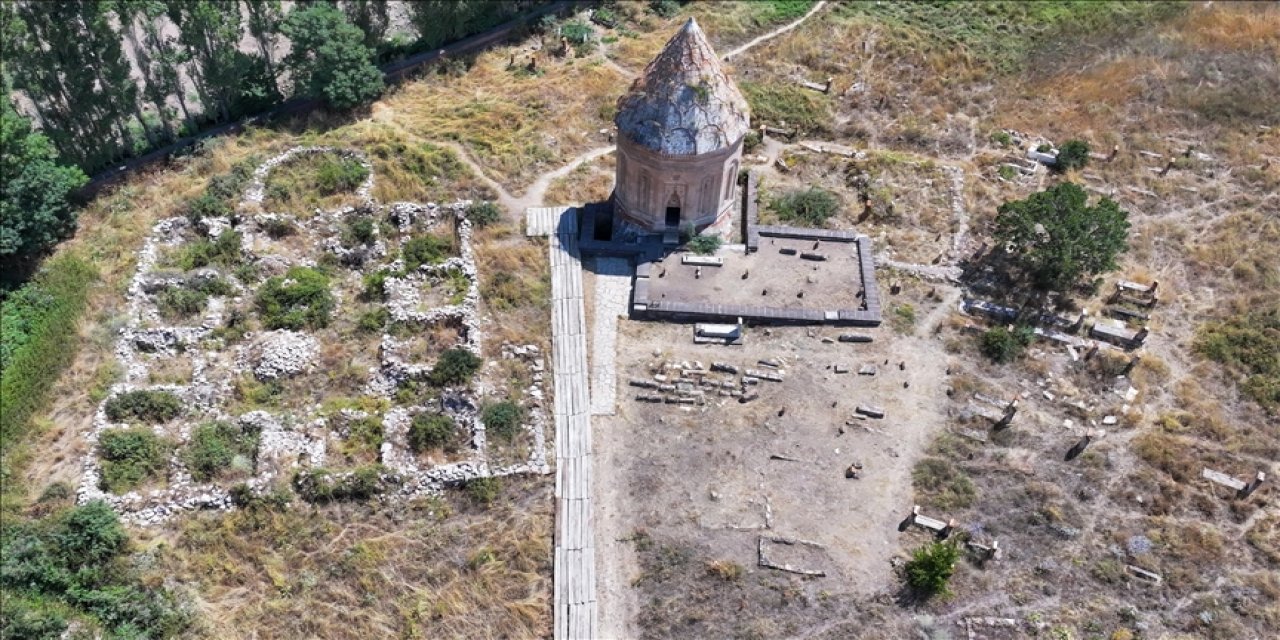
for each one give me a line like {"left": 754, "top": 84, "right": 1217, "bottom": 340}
{"left": 1239, "top": 471, "right": 1266, "bottom": 499}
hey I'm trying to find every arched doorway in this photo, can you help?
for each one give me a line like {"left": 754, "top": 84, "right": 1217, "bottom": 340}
{"left": 665, "top": 190, "right": 681, "bottom": 228}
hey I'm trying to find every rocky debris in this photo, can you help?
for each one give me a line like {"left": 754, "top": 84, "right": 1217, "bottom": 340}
{"left": 76, "top": 146, "right": 552, "bottom": 525}
{"left": 249, "top": 330, "right": 319, "bottom": 381}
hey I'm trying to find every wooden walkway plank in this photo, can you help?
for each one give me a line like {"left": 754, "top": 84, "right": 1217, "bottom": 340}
{"left": 546, "top": 207, "right": 597, "bottom": 639}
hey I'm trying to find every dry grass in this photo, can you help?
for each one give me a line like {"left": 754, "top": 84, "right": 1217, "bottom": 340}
{"left": 377, "top": 47, "right": 623, "bottom": 194}
{"left": 148, "top": 478, "right": 552, "bottom": 640}
{"left": 543, "top": 153, "right": 616, "bottom": 205}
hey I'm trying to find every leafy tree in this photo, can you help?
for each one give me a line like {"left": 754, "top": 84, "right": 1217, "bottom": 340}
{"left": 281, "top": 3, "right": 384, "bottom": 110}
{"left": 408, "top": 1, "right": 525, "bottom": 52}
{"left": 993, "top": 182, "right": 1129, "bottom": 291}
{"left": 429, "top": 348, "right": 482, "bottom": 386}
{"left": 343, "top": 0, "right": 392, "bottom": 54}
{"left": 904, "top": 541, "right": 960, "bottom": 596}
{"left": 244, "top": 0, "right": 285, "bottom": 95}
{"left": 166, "top": 1, "right": 279, "bottom": 123}
{"left": 1055, "top": 139, "right": 1091, "bottom": 172}
{"left": 5, "top": 2, "right": 138, "bottom": 169}
{"left": 0, "top": 89, "right": 89, "bottom": 260}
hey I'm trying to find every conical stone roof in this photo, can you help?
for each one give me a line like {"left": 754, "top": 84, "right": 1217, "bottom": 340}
{"left": 615, "top": 18, "right": 750, "bottom": 156}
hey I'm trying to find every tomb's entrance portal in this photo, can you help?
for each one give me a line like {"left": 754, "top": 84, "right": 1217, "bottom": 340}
{"left": 665, "top": 207, "right": 681, "bottom": 227}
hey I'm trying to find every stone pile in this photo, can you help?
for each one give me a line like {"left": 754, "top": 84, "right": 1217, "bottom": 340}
{"left": 248, "top": 330, "right": 319, "bottom": 381}
{"left": 631, "top": 358, "right": 787, "bottom": 405}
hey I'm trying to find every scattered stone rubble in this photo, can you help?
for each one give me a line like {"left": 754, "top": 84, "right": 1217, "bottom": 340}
{"left": 76, "top": 147, "right": 549, "bottom": 525}
{"left": 247, "top": 330, "right": 319, "bottom": 381}
{"left": 630, "top": 358, "right": 789, "bottom": 405}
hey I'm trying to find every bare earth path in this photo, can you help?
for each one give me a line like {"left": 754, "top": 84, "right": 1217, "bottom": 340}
{"left": 721, "top": 1, "right": 829, "bottom": 60}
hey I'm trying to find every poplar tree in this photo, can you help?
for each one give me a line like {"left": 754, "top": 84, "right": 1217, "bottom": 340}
{"left": 344, "top": 0, "right": 391, "bottom": 56}
{"left": 244, "top": 0, "right": 284, "bottom": 95}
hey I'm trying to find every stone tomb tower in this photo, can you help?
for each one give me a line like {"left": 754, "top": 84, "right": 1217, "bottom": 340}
{"left": 613, "top": 18, "right": 750, "bottom": 233}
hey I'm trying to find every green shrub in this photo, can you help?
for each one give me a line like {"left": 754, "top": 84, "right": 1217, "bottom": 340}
{"left": 649, "top": 0, "right": 681, "bottom": 18}
{"left": 155, "top": 286, "right": 207, "bottom": 320}
{"left": 429, "top": 348, "right": 482, "bottom": 386}
{"left": 314, "top": 155, "right": 370, "bottom": 195}
{"left": 1195, "top": 306, "right": 1280, "bottom": 411}
{"left": 402, "top": 233, "right": 453, "bottom": 270}
{"left": 360, "top": 270, "right": 391, "bottom": 302}
{"left": 464, "top": 476, "right": 502, "bottom": 506}
{"left": 0, "top": 597, "right": 69, "bottom": 638}
{"left": 0, "top": 502, "right": 189, "bottom": 637}
{"left": 980, "top": 325, "right": 1034, "bottom": 363}
{"left": 770, "top": 187, "right": 840, "bottom": 226}
{"left": 343, "top": 215, "right": 376, "bottom": 246}
{"left": 911, "top": 457, "right": 976, "bottom": 510}
{"left": 408, "top": 413, "right": 461, "bottom": 453}
{"left": 686, "top": 234, "right": 722, "bottom": 255}
{"left": 293, "top": 464, "right": 389, "bottom": 502}
{"left": 905, "top": 541, "right": 960, "bottom": 596}
{"left": 255, "top": 266, "right": 334, "bottom": 330}
{"left": 0, "top": 255, "right": 96, "bottom": 473}
{"left": 468, "top": 201, "right": 502, "bottom": 227}
{"left": 98, "top": 427, "right": 172, "bottom": 493}
{"left": 483, "top": 400, "right": 523, "bottom": 442}
{"left": 740, "top": 81, "right": 830, "bottom": 135}
{"left": 356, "top": 307, "right": 389, "bottom": 333}
{"left": 154, "top": 276, "right": 233, "bottom": 320}
{"left": 186, "top": 158, "right": 258, "bottom": 223}
{"left": 561, "top": 20, "right": 592, "bottom": 44}
{"left": 261, "top": 217, "right": 295, "bottom": 239}
{"left": 1055, "top": 139, "right": 1091, "bottom": 172}
{"left": 167, "top": 230, "right": 243, "bottom": 270}
{"left": 183, "top": 421, "right": 259, "bottom": 482}
{"left": 103, "top": 390, "right": 183, "bottom": 424}
{"left": 184, "top": 192, "right": 232, "bottom": 223}
{"left": 990, "top": 130, "right": 1013, "bottom": 147}
{"left": 340, "top": 415, "right": 384, "bottom": 460}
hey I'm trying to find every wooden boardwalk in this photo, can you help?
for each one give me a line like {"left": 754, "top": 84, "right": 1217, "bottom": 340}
{"left": 532, "top": 206, "right": 597, "bottom": 639}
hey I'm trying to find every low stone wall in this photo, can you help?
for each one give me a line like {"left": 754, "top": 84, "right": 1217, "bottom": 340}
{"left": 77, "top": 146, "right": 550, "bottom": 525}
{"left": 631, "top": 233, "right": 882, "bottom": 327}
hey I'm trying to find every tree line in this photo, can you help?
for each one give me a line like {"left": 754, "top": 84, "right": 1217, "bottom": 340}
{"left": 0, "top": 0, "right": 536, "bottom": 269}
{"left": 1, "top": 1, "right": 534, "bottom": 177}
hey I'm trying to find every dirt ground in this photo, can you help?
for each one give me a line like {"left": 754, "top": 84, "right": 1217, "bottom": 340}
{"left": 593, "top": 303, "right": 955, "bottom": 638}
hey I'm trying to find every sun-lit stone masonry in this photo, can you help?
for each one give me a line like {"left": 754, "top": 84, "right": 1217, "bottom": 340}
{"left": 77, "top": 147, "right": 549, "bottom": 525}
